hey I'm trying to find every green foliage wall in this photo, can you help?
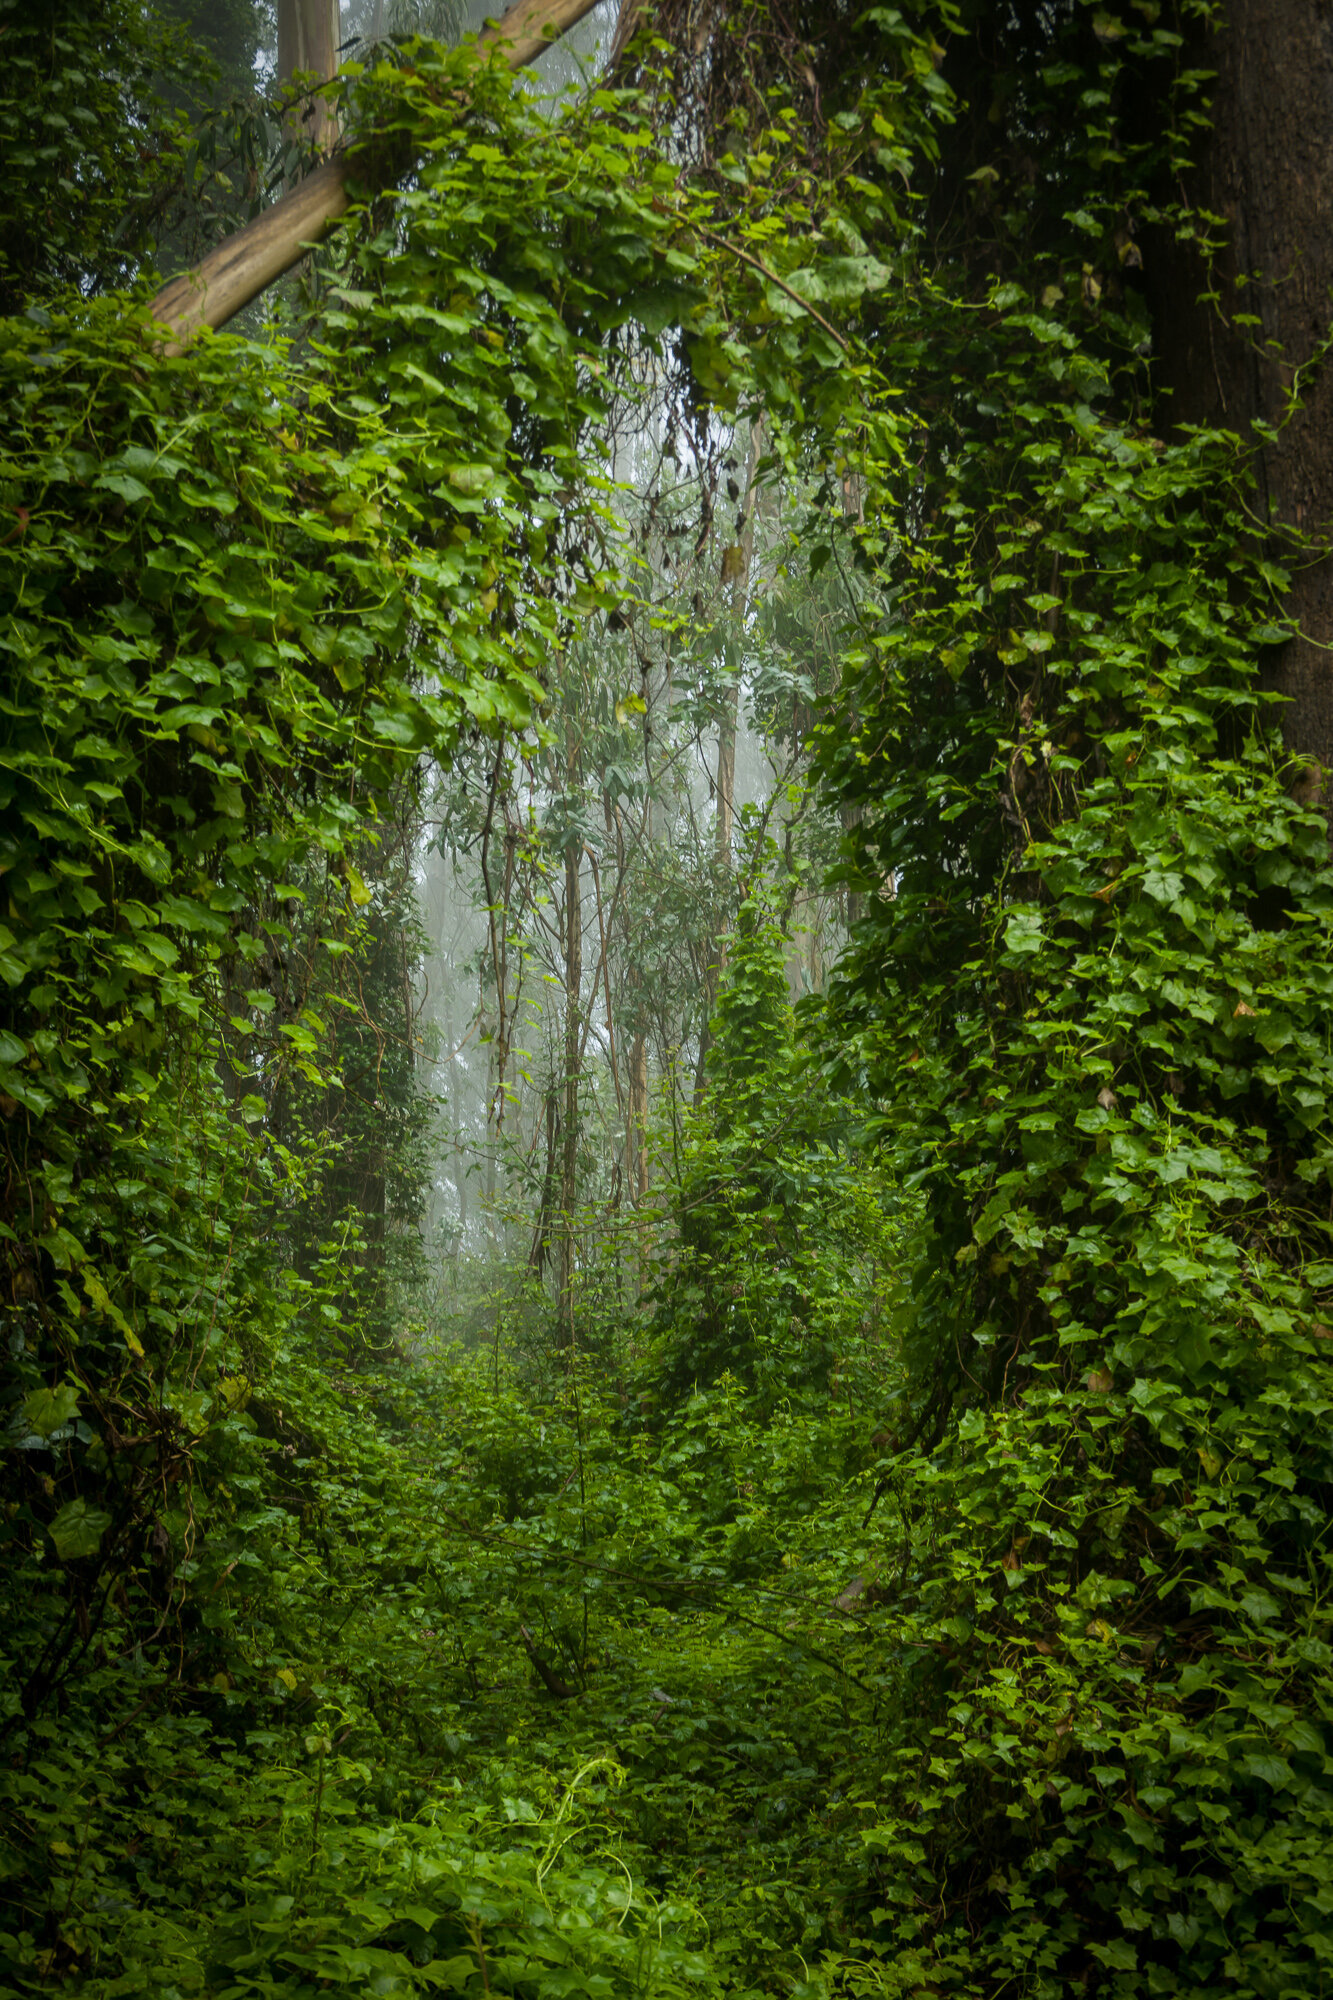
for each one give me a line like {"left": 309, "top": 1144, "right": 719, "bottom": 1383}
{"left": 811, "top": 3, "right": 1333, "bottom": 1992}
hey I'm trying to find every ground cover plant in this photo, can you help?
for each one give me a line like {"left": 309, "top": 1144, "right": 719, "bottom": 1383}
{"left": 3, "top": 0, "right": 1333, "bottom": 1996}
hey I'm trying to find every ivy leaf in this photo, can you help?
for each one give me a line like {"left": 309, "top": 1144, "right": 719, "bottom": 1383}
{"left": 1239, "top": 1588, "right": 1282, "bottom": 1625}
{"left": 1004, "top": 910, "right": 1044, "bottom": 955}
{"left": 446, "top": 463, "right": 498, "bottom": 495}
{"left": 401, "top": 1905, "right": 439, "bottom": 1933}
{"left": 22, "top": 1384, "right": 80, "bottom": 1438}
{"left": 49, "top": 1498, "right": 112, "bottom": 1561}
{"left": 1089, "top": 1940, "right": 1137, "bottom": 1972}
{"left": 93, "top": 471, "right": 151, "bottom": 505}
{"left": 1243, "top": 1753, "right": 1293, "bottom": 1789}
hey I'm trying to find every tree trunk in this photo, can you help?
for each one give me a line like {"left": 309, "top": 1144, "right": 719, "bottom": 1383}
{"left": 559, "top": 833, "right": 582, "bottom": 1340}
{"left": 448, "top": 1011, "right": 468, "bottom": 1236}
{"left": 628, "top": 1031, "right": 648, "bottom": 1203}
{"left": 278, "top": 0, "right": 341, "bottom": 155}
{"left": 716, "top": 684, "right": 737, "bottom": 872}
{"left": 628, "top": 1027, "right": 648, "bottom": 1295}
{"left": 529, "top": 1091, "right": 560, "bottom": 1279}
{"left": 149, "top": 0, "right": 603, "bottom": 352}
{"left": 715, "top": 421, "right": 762, "bottom": 873}
{"left": 1147, "top": 0, "right": 1333, "bottom": 792}
{"left": 695, "top": 422, "right": 761, "bottom": 1105}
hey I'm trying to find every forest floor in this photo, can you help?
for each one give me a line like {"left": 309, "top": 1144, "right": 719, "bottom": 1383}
{"left": 8, "top": 1268, "right": 903, "bottom": 2000}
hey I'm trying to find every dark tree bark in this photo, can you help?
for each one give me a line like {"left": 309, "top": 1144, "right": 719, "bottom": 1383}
{"left": 1148, "top": 0, "right": 1333, "bottom": 788}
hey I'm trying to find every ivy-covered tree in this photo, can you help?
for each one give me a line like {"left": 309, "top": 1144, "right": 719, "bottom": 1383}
{"left": 806, "top": 3, "right": 1333, "bottom": 1993}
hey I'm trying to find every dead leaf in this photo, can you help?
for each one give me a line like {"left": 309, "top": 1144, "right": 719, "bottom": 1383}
{"left": 835, "top": 1576, "right": 869, "bottom": 1613}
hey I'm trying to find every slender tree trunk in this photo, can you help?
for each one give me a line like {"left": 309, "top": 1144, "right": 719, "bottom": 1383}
{"left": 584, "top": 843, "right": 621, "bottom": 1114}
{"left": 559, "top": 805, "right": 582, "bottom": 1339}
{"left": 628, "top": 1027, "right": 648, "bottom": 1295}
{"left": 716, "top": 686, "right": 737, "bottom": 874}
{"left": 840, "top": 802, "right": 864, "bottom": 927}
{"left": 278, "top": 0, "right": 341, "bottom": 155}
{"left": 695, "top": 422, "right": 762, "bottom": 1104}
{"left": 448, "top": 1011, "right": 468, "bottom": 1236}
{"left": 1146, "top": 0, "right": 1333, "bottom": 792}
{"left": 529, "top": 1092, "right": 560, "bottom": 1279}
{"left": 628, "top": 1031, "right": 648, "bottom": 1203}
{"left": 484, "top": 1033, "right": 500, "bottom": 1254}
{"left": 836, "top": 452, "right": 865, "bottom": 926}
{"left": 715, "top": 421, "right": 762, "bottom": 872}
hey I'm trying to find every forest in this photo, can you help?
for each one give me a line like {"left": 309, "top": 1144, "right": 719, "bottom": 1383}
{"left": 3, "top": 0, "right": 1333, "bottom": 1993}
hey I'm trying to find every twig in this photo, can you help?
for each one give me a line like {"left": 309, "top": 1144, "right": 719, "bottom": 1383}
{"left": 696, "top": 225, "right": 851, "bottom": 354}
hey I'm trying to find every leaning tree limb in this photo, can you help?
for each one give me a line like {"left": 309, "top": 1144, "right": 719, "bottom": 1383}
{"left": 149, "top": 0, "right": 605, "bottom": 354}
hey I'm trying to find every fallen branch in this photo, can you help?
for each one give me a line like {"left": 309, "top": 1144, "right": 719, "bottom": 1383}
{"left": 149, "top": 0, "right": 604, "bottom": 353}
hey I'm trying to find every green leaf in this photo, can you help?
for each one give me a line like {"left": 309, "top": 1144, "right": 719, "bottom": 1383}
{"left": 1003, "top": 910, "right": 1044, "bottom": 956}
{"left": 446, "top": 463, "right": 498, "bottom": 495}
{"left": 84, "top": 1271, "right": 144, "bottom": 1356}
{"left": 49, "top": 1498, "right": 112, "bottom": 1561}
{"left": 22, "top": 1384, "right": 80, "bottom": 1438}
{"left": 93, "top": 471, "right": 151, "bottom": 505}
{"left": 1243, "top": 1753, "right": 1293, "bottom": 1789}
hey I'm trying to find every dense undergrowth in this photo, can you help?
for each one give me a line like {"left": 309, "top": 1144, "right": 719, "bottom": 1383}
{"left": 5, "top": 0, "right": 1333, "bottom": 1995}
{"left": 4, "top": 909, "right": 911, "bottom": 1999}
